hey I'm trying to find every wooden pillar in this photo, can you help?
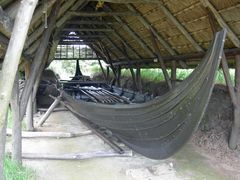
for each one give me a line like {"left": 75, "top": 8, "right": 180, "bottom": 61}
{"left": 106, "top": 67, "right": 110, "bottom": 83}
{"left": 229, "top": 55, "right": 240, "bottom": 149}
{"left": 24, "top": 63, "right": 34, "bottom": 131}
{"left": 0, "top": 1, "right": 38, "bottom": 177}
{"left": 171, "top": 61, "right": 177, "bottom": 87}
{"left": 0, "top": 111, "right": 7, "bottom": 177}
{"left": 150, "top": 29, "right": 172, "bottom": 90}
{"left": 97, "top": 57, "right": 107, "bottom": 83}
{"left": 26, "top": 93, "right": 34, "bottom": 131}
{"left": 10, "top": 73, "right": 22, "bottom": 164}
{"left": 19, "top": 1, "right": 62, "bottom": 121}
{"left": 116, "top": 66, "right": 121, "bottom": 87}
{"left": 136, "top": 67, "right": 142, "bottom": 93}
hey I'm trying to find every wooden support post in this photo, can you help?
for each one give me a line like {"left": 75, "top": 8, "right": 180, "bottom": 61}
{"left": 0, "top": 1, "right": 38, "bottom": 177}
{"left": 116, "top": 66, "right": 122, "bottom": 87}
{"left": 0, "top": 111, "right": 7, "bottom": 177}
{"left": 221, "top": 54, "right": 237, "bottom": 107}
{"left": 97, "top": 56, "right": 107, "bottom": 82}
{"left": 25, "top": 62, "right": 34, "bottom": 131}
{"left": 37, "top": 96, "right": 61, "bottom": 127}
{"left": 26, "top": 92, "right": 34, "bottom": 131}
{"left": 136, "top": 67, "right": 142, "bottom": 93}
{"left": 20, "top": 1, "right": 62, "bottom": 121}
{"left": 106, "top": 67, "right": 110, "bottom": 83}
{"left": 171, "top": 61, "right": 177, "bottom": 87}
{"left": 150, "top": 29, "right": 172, "bottom": 90}
{"left": 229, "top": 54, "right": 240, "bottom": 149}
{"left": 10, "top": 73, "right": 22, "bottom": 164}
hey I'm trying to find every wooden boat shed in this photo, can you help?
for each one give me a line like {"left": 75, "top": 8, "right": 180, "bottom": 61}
{"left": 0, "top": 0, "right": 240, "bottom": 177}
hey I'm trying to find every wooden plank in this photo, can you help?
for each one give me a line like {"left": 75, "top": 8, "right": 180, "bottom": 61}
{"left": 201, "top": 0, "right": 240, "bottom": 47}
{"left": 20, "top": 150, "right": 133, "bottom": 160}
{"left": 6, "top": 129, "right": 92, "bottom": 138}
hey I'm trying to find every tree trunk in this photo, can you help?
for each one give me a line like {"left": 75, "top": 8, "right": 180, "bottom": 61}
{"left": 10, "top": 73, "right": 22, "bottom": 164}
{"left": 0, "top": 1, "right": 38, "bottom": 177}
{"left": 0, "top": 112, "right": 7, "bottom": 178}
{"left": 19, "top": 1, "right": 62, "bottom": 121}
{"left": 26, "top": 92, "right": 34, "bottom": 131}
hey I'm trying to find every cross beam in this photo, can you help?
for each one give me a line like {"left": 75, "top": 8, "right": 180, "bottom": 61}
{"left": 68, "top": 11, "right": 139, "bottom": 17}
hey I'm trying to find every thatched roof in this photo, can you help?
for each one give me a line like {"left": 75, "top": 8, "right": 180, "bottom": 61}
{"left": 0, "top": 0, "right": 240, "bottom": 68}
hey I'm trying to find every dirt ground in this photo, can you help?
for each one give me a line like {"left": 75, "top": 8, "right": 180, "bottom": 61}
{"left": 6, "top": 111, "right": 238, "bottom": 180}
{"left": 5, "top": 75, "right": 240, "bottom": 180}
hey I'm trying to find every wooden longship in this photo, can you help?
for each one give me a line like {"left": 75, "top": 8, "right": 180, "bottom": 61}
{"left": 61, "top": 30, "right": 226, "bottom": 159}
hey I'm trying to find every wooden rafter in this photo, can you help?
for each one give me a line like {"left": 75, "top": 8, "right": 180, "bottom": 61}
{"left": 200, "top": 0, "right": 240, "bottom": 47}
{"left": 126, "top": 4, "right": 177, "bottom": 56}
{"left": 69, "top": 11, "right": 139, "bottom": 17}
{"left": 56, "top": 1, "right": 88, "bottom": 28}
{"left": 67, "top": 20, "right": 118, "bottom": 25}
{"left": 89, "top": 0, "right": 160, "bottom": 3}
{"left": 157, "top": 2, "right": 204, "bottom": 52}
{"left": 104, "top": 6, "right": 155, "bottom": 57}
{"left": 63, "top": 28, "right": 114, "bottom": 32}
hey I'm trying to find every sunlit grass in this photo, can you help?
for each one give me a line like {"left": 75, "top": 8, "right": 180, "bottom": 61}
{"left": 91, "top": 66, "right": 235, "bottom": 85}
{"left": 4, "top": 156, "right": 36, "bottom": 180}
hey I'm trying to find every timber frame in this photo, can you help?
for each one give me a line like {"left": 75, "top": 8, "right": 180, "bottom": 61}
{"left": 0, "top": 0, "right": 240, "bottom": 176}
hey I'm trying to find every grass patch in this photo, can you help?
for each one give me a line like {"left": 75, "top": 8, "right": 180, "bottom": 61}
{"left": 7, "top": 109, "right": 27, "bottom": 130}
{"left": 4, "top": 156, "right": 36, "bottom": 180}
{"left": 91, "top": 66, "right": 235, "bottom": 85}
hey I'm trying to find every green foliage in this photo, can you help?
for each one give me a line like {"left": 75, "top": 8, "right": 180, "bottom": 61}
{"left": 4, "top": 156, "right": 36, "bottom": 180}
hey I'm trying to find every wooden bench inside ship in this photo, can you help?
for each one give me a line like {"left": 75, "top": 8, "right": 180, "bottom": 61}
{"left": 0, "top": 0, "right": 240, "bottom": 175}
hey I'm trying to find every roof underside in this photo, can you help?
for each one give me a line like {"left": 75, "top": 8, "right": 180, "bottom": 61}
{"left": 0, "top": 0, "right": 240, "bottom": 68}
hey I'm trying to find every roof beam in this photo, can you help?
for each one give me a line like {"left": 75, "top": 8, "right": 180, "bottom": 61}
{"left": 69, "top": 11, "right": 139, "bottom": 17}
{"left": 104, "top": 6, "right": 155, "bottom": 57}
{"left": 67, "top": 20, "right": 118, "bottom": 25}
{"left": 157, "top": 2, "right": 204, "bottom": 52}
{"left": 61, "top": 35, "right": 105, "bottom": 39}
{"left": 200, "top": 0, "right": 240, "bottom": 47}
{"left": 89, "top": 0, "right": 159, "bottom": 3}
{"left": 56, "top": 1, "right": 87, "bottom": 28}
{"left": 29, "top": 0, "right": 56, "bottom": 28}
{"left": 126, "top": 4, "right": 176, "bottom": 55}
{"left": 111, "top": 47, "right": 240, "bottom": 67}
{"left": 63, "top": 28, "right": 114, "bottom": 32}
